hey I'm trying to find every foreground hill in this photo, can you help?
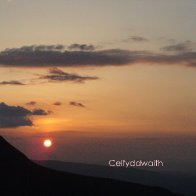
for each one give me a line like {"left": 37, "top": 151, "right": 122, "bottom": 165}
{"left": 0, "top": 136, "right": 183, "bottom": 196}
{"left": 36, "top": 160, "right": 196, "bottom": 196}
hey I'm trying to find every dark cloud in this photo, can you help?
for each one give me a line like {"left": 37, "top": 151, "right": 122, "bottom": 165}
{"left": 161, "top": 41, "right": 194, "bottom": 53}
{"left": 41, "top": 68, "right": 98, "bottom": 83}
{"left": 0, "top": 80, "right": 25, "bottom": 85}
{"left": 32, "top": 109, "right": 50, "bottom": 116}
{"left": 124, "top": 36, "right": 149, "bottom": 42}
{"left": 0, "top": 102, "right": 32, "bottom": 128}
{"left": 0, "top": 44, "right": 196, "bottom": 67}
{"left": 68, "top": 44, "right": 96, "bottom": 51}
{"left": 26, "top": 101, "right": 37, "bottom": 106}
{"left": 0, "top": 46, "right": 133, "bottom": 67}
{"left": 4, "top": 45, "right": 65, "bottom": 52}
{"left": 53, "top": 101, "right": 62, "bottom": 106}
{"left": 70, "top": 102, "right": 85, "bottom": 108}
{"left": 0, "top": 102, "right": 51, "bottom": 128}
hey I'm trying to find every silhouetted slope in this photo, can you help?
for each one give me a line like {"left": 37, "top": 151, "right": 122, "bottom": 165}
{"left": 36, "top": 160, "right": 195, "bottom": 196}
{"left": 0, "top": 136, "right": 183, "bottom": 196}
{"left": 0, "top": 136, "right": 28, "bottom": 161}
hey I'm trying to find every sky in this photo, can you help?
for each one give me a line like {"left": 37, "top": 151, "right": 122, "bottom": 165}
{"left": 0, "top": 0, "right": 196, "bottom": 167}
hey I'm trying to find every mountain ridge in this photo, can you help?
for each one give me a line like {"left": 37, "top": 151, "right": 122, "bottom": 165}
{"left": 0, "top": 136, "right": 183, "bottom": 196}
{"left": 36, "top": 160, "right": 196, "bottom": 196}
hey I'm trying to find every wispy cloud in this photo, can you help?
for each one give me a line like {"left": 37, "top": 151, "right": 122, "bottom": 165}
{"left": 26, "top": 101, "right": 37, "bottom": 106}
{"left": 161, "top": 41, "right": 195, "bottom": 53}
{"left": 40, "top": 68, "right": 98, "bottom": 83}
{"left": 0, "top": 80, "right": 25, "bottom": 85}
{"left": 123, "top": 36, "right": 149, "bottom": 42}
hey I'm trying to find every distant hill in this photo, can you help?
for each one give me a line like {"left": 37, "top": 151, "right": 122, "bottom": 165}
{"left": 0, "top": 136, "right": 183, "bottom": 196}
{"left": 36, "top": 160, "right": 196, "bottom": 196}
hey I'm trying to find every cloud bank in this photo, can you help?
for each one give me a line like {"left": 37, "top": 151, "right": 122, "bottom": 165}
{"left": 0, "top": 102, "right": 32, "bottom": 128}
{"left": 0, "top": 44, "right": 196, "bottom": 67}
{"left": 0, "top": 102, "right": 50, "bottom": 128}
{"left": 0, "top": 46, "right": 131, "bottom": 67}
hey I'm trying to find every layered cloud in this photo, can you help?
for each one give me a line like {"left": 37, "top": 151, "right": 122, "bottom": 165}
{"left": 0, "top": 46, "right": 131, "bottom": 67}
{"left": 0, "top": 102, "right": 50, "bottom": 128}
{"left": 40, "top": 68, "right": 98, "bottom": 83}
{"left": 0, "top": 44, "right": 196, "bottom": 67}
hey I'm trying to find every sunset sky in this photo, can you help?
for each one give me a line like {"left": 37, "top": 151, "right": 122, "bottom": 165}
{"left": 0, "top": 0, "right": 196, "bottom": 165}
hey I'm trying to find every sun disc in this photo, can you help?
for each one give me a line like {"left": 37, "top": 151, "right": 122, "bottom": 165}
{"left": 43, "top": 139, "right": 52, "bottom": 148}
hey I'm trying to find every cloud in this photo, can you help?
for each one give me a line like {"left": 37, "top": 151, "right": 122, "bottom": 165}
{"left": 0, "top": 46, "right": 133, "bottom": 67}
{"left": 32, "top": 109, "right": 50, "bottom": 115}
{"left": 0, "top": 80, "right": 25, "bottom": 85}
{"left": 124, "top": 36, "right": 149, "bottom": 42}
{"left": 0, "top": 102, "right": 32, "bottom": 128}
{"left": 0, "top": 44, "right": 196, "bottom": 67}
{"left": 53, "top": 101, "right": 62, "bottom": 106}
{"left": 161, "top": 41, "right": 194, "bottom": 53}
{"left": 0, "top": 102, "right": 51, "bottom": 128}
{"left": 4, "top": 45, "right": 64, "bottom": 52}
{"left": 68, "top": 44, "right": 96, "bottom": 51}
{"left": 40, "top": 68, "right": 98, "bottom": 83}
{"left": 26, "top": 101, "right": 37, "bottom": 106}
{"left": 140, "top": 52, "right": 196, "bottom": 67}
{"left": 70, "top": 101, "right": 85, "bottom": 108}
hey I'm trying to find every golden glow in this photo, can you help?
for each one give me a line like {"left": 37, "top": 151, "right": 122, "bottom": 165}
{"left": 1, "top": 66, "right": 196, "bottom": 135}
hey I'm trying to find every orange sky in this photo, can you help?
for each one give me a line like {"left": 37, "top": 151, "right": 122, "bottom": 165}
{"left": 0, "top": 0, "right": 196, "bottom": 158}
{"left": 0, "top": 64, "right": 196, "bottom": 137}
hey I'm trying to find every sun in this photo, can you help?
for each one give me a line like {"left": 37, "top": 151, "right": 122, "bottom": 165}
{"left": 43, "top": 139, "right": 52, "bottom": 148}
